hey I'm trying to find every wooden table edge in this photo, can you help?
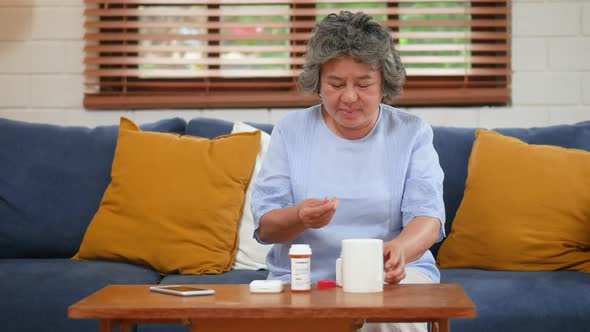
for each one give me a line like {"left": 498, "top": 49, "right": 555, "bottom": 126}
{"left": 68, "top": 283, "right": 477, "bottom": 332}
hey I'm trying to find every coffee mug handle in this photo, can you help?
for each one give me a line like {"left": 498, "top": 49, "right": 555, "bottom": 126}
{"left": 335, "top": 258, "right": 343, "bottom": 287}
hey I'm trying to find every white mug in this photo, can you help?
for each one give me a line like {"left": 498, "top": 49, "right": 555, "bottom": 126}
{"left": 335, "top": 239, "right": 384, "bottom": 293}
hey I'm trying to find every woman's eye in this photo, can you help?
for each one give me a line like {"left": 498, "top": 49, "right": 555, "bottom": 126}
{"left": 358, "top": 83, "right": 374, "bottom": 89}
{"left": 330, "top": 84, "right": 344, "bottom": 89}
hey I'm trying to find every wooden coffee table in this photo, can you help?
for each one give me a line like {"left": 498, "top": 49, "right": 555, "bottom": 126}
{"left": 68, "top": 284, "right": 476, "bottom": 332}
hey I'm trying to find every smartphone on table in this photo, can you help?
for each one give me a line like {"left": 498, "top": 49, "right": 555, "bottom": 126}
{"left": 149, "top": 285, "right": 215, "bottom": 297}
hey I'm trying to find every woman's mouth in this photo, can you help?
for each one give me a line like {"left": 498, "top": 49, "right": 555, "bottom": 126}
{"left": 339, "top": 108, "right": 360, "bottom": 116}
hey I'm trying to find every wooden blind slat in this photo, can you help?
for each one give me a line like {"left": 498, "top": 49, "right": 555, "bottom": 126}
{"left": 84, "top": 43, "right": 508, "bottom": 54}
{"left": 84, "top": 67, "right": 508, "bottom": 78}
{"left": 84, "top": 44, "right": 309, "bottom": 53}
{"left": 399, "top": 44, "right": 508, "bottom": 52}
{"left": 85, "top": 57, "right": 307, "bottom": 65}
{"left": 85, "top": 31, "right": 508, "bottom": 41}
{"left": 85, "top": 19, "right": 507, "bottom": 29}
{"left": 85, "top": 7, "right": 507, "bottom": 17}
{"left": 85, "top": 0, "right": 507, "bottom": 5}
{"left": 85, "top": 55, "right": 508, "bottom": 66}
{"left": 85, "top": 79, "right": 507, "bottom": 90}
{"left": 85, "top": 68, "right": 302, "bottom": 78}
{"left": 83, "top": 88, "right": 510, "bottom": 110}
{"left": 85, "top": 81, "right": 297, "bottom": 89}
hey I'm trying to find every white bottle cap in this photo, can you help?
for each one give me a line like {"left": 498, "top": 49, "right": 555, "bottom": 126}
{"left": 289, "top": 244, "right": 312, "bottom": 256}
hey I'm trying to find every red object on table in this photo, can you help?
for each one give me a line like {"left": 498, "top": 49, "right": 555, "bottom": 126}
{"left": 317, "top": 280, "right": 337, "bottom": 289}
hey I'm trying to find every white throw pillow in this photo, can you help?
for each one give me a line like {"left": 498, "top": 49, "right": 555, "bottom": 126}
{"left": 231, "top": 121, "right": 272, "bottom": 270}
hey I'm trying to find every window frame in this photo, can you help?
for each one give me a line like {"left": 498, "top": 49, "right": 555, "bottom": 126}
{"left": 83, "top": 0, "right": 511, "bottom": 109}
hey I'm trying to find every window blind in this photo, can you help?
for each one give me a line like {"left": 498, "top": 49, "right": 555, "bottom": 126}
{"left": 83, "top": 0, "right": 511, "bottom": 109}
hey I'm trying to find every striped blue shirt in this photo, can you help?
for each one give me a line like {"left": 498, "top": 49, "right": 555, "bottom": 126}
{"left": 251, "top": 104, "right": 445, "bottom": 283}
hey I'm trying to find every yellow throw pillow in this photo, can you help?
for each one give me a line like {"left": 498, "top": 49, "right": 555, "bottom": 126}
{"left": 73, "top": 118, "right": 260, "bottom": 275}
{"left": 438, "top": 130, "right": 590, "bottom": 273}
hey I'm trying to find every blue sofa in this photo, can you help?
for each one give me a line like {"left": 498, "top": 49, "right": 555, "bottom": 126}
{"left": 1, "top": 116, "right": 589, "bottom": 332}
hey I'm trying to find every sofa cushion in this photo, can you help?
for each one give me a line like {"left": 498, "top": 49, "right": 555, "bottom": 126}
{"left": 186, "top": 117, "right": 274, "bottom": 271}
{"left": 438, "top": 130, "right": 590, "bottom": 272}
{"left": 74, "top": 118, "right": 260, "bottom": 275}
{"left": 0, "top": 118, "right": 186, "bottom": 259}
{"left": 231, "top": 122, "right": 273, "bottom": 270}
{"left": 431, "top": 121, "right": 590, "bottom": 257}
{"left": 441, "top": 269, "right": 590, "bottom": 332}
{"left": 187, "top": 117, "right": 273, "bottom": 139}
{"left": 160, "top": 269, "right": 269, "bottom": 284}
{"left": 0, "top": 258, "right": 161, "bottom": 332}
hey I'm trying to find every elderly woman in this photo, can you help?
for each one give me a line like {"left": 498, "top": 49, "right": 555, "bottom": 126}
{"left": 251, "top": 11, "right": 445, "bottom": 332}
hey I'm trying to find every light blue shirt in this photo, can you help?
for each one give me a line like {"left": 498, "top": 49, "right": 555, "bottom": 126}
{"left": 251, "top": 104, "right": 445, "bottom": 283}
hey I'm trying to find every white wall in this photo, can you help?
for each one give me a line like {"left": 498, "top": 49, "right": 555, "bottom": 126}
{"left": 0, "top": 0, "right": 588, "bottom": 128}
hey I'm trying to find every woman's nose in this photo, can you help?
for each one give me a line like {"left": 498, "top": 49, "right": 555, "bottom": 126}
{"left": 341, "top": 87, "right": 358, "bottom": 103}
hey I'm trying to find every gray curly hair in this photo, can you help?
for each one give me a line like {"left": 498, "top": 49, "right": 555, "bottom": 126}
{"left": 298, "top": 11, "right": 406, "bottom": 104}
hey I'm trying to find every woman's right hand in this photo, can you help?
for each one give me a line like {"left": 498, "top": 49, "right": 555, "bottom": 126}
{"left": 297, "top": 197, "right": 339, "bottom": 229}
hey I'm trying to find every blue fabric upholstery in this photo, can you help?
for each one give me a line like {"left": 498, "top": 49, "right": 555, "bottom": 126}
{"left": 441, "top": 269, "right": 590, "bottom": 332}
{"left": 186, "top": 117, "right": 273, "bottom": 139}
{"left": 139, "top": 325, "right": 188, "bottom": 332}
{"left": 0, "top": 258, "right": 161, "bottom": 332}
{"left": 0, "top": 118, "right": 186, "bottom": 258}
{"left": 430, "top": 121, "right": 590, "bottom": 257}
{"left": 160, "top": 269, "right": 269, "bottom": 285}
{"left": 430, "top": 126, "right": 477, "bottom": 256}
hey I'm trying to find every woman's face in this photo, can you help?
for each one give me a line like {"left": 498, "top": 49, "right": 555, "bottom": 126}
{"left": 319, "top": 55, "right": 384, "bottom": 140}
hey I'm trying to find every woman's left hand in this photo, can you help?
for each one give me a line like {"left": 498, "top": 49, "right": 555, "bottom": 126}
{"left": 383, "top": 240, "right": 406, "bottom": 284}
